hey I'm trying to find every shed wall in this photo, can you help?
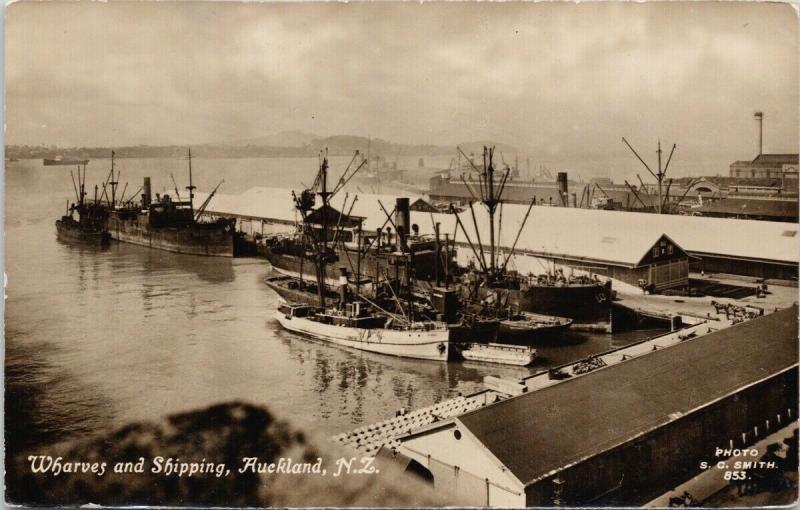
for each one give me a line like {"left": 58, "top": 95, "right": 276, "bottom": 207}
{"left": 525, "top": 367, "right": 798, "bottom": 506}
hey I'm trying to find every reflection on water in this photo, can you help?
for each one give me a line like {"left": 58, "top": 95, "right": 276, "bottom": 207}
{"left": 5, "top": 158, "right": 666, "bottom": 459}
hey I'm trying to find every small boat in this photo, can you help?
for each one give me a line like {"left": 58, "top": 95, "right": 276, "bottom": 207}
{"left": 44, "top": 157, "right": 90, "bottom": 166}
{"left": 264, "top": 273, "right": 340, "bottom": 307}
{"left": 449, "top": 313, "right": 500, "bottom": 343}
{"left": 461, "top": 342, "right": 536, "bottom": 366}
{"left": 276, "top": 302, "right": 449, "bottom": 361}
{"left": 498, "top": 311, "right": 573, "bottom": 342}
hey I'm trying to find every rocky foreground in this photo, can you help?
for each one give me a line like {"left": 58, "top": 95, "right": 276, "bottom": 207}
{"left": 7, "top": 401, "right": 442, "bottom": 507}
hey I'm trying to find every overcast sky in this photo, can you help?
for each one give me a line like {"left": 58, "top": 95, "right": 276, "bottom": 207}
{"left": 5, "top": 2, "right": 799, "bottom": 174}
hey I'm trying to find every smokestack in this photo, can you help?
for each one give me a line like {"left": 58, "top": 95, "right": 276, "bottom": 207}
{"left": 557, "top": 172, "right": 568, "bottom": 207}
{"left": 338, "top": 267, "right": 349, "bottom": 306}
{"left": 143, "top": 177, "right": 152, "bottom": 208}
{"left": 394, "top": 197, "right": 410, "bottom": 251}
{"left": 754, "top": 111, "right": 764, "bottom": 155}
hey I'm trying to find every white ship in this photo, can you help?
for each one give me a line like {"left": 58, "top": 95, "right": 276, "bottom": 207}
{"left": 276, "top": 303, "right": 449, "bottom": 361}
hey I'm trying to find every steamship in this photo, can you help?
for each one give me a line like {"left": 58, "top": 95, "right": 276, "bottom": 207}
{"left": 263, "top": 197, "right": 457, "bottom": 286}
{"left": 449, "top": 146, "right": 613, "bottom": 332}
{"left": 270, "top": 152, "right": 451, "bottom": 362}
{"left": 107, "top": 151, "right": 237, "bottom": 257}
{"left": 55, "top": 162, "right": 111, "bottom": 245}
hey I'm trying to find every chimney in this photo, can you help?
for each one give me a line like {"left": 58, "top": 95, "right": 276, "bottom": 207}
{"left": 754, "top": 111, "right": 764, "bottom": 156}
{"left": 394, "top": 197, "right": 410, "bottom": 251}
{"left": 143, "top": 177, "right": 152, "bottom": 208}
{"left": 556, "top": 172, "right": 568, "bottom": 206}
{"left": 338, "top": 267, "right": 349, "bottom": 306}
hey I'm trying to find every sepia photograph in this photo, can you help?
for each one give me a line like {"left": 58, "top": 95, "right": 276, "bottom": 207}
{"left": 4, "top": 1, "right": 799, "bottom": 507}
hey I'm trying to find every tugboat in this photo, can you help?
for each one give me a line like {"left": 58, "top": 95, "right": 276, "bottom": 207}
{"left": 55, "top": 163, "right": 111, "bottom": 245}
{"left": 269, "top": 151, "right": 450, "bottom": 361}
{"left": 107, "top": 149, "right": 237, "bottom": 256}
{"left": 448, "top": 146, "right": 612, "bottom": 333}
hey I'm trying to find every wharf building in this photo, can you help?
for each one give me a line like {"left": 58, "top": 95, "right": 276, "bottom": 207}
{"left": 391, "top": 306, "right": 798, "bottom": 507}
{"left": 196, "top": 187, "right": 798, "bottom": 282}
{"left": 730, "top": 153, "right": 799, "bottom": 184}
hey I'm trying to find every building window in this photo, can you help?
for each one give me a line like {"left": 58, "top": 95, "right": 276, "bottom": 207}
{"left": 667, "top": 245, "right": 674, "bottom": 255}
{"left": 652, "top": 246, "right": 659, "bottom": 258}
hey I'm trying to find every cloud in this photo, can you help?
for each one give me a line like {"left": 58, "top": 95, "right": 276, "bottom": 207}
{"left": 5, "top": 1, "right": 798, "bottom": 178}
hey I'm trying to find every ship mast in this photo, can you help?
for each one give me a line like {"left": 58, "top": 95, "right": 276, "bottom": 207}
{"left": 186, "top": 148, "right": 196, "bottom": 216}
{"left": 293, "top": 149, "right": 366, "bottom": 308}
{"left": 109, "top": 150, "right": 118, "bottom": 209}
{"left": 452, "top": 145, "right": 534, "bottom": 285}
{"left": 622, "top": 137, "right": 677, "bottom": 214}
{"left": 317, "top": 154, "right": 332, "bottom": 307}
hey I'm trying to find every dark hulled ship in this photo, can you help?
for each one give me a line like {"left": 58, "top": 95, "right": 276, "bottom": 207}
{"left": 264, "top": 177, "right": 457, "bottom": 286}
{"left": 448, "top": 146, "right": 613, "bottom": 332}
{"left": 55, "top": 163, "right": 111, "bottom": 245}
{"left": 107, "top": 150, "right": 237, "bottom": 257}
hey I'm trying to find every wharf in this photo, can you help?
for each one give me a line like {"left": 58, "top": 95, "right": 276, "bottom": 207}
{"left": 610, "top": 271, "right": 798, "bottom": 331}
{"left": 334, "top": 314, "right": 724, "bottom": 453}
{"left": 333, "top": 295, "right": 796, "bottom": 456}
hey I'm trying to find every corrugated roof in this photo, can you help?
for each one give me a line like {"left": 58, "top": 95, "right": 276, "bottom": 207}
{"left": 751, "top": 154, "right": 799, "bottom": 165}
{"left": 198, "top": 187, "right": 799, "bottom": 265}
{"left": 457, "top": 306, "right": 799, "bottom": 486}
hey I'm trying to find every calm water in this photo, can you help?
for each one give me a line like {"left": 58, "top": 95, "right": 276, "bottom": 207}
{"left": 5, "top": 157, "right": 662, "bottom": 455}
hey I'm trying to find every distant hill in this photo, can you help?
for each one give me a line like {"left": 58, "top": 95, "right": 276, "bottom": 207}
{"left": 224, "top": 130, "right": 318, "bottom": 148}
{"left": 6, "top": 135, "right": 518, "bottom": 160}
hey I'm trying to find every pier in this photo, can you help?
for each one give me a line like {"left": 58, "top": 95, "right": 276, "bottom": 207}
{"left": 336, "top": 306, "right": 798, "bottom": 507}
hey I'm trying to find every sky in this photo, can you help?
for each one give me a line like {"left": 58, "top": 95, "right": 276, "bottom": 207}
{"left": 5, "top": 1, "right": 799, "bottom": 176}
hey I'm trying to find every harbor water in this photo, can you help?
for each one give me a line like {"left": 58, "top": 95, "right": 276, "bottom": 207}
{"left": 5, "top": 157, "right": 666, "bottom": 457}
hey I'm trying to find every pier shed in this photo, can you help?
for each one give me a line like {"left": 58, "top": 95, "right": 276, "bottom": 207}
{"left": 396, "top": 307, "right": 799, "bottom": 507}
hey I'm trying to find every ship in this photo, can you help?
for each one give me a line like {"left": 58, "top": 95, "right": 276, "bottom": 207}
{"left": 270, "top": 151, "right": 451, "bottom": 361}
{"left": 106, "top": 149, "right": 237, "bottom": 257}
{"left": 54, "top": 162, "right": 111, "bottom": 245}
{"left": 263, "top": 159, "right": 457, "bottom": 286}
{"left": 44, "top": 156, "right": 90, "bottom": 166}
{"left": 276, "top": 302, "right": 449, "bottom": 361}
{"left": 446, "top": 146, "right": 613, "bottom": 332}
{"left": 497, "top": 311, "right": 573, "bottom": 342}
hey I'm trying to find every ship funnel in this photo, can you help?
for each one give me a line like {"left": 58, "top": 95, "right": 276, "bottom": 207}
{"left": 143, "top": 177, "right": 152, "bottom": 208}
{"left": 557, "top": 172, "right": 568, "bottom": 207}
{"left": 338, "top": 267, "right": 349, "bottom": 306}
{"left": 394, "top": 197, "right": 410, "bottom": 251}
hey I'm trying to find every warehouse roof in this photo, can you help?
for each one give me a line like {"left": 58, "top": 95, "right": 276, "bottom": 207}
{"left": 457, "top": 306, "right": 799, "bottom": 487}
{"left": 197, "top": 187, "right": 798, "bottom": 266}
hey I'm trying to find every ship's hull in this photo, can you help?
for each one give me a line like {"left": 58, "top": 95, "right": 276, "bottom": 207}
{"left": 275, "top": 311, "right": 449, "bottom": 361}
{"left": 263, "top": 244, "right": 450, "bottom": 283}
{"left": 55, "top": 219, "right": 111, "bottom": 246}
{"left": 108, "top": 216, "right": 234, "bottom": 257}
{"left": 485, "top": 281, "right": 613, "bottom": 332}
